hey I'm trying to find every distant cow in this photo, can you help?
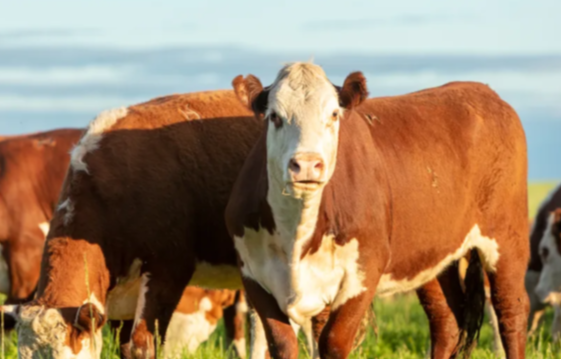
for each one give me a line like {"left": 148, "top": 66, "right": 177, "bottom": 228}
{"left": 227, "top": 63, "right": 529, "bottom": 358}
{"left": 0, "top": 127, "right": 248, "bottom": 358}
{"left": 2, "top": 91, "right": 263, "bottom": 359}
{"left": 0, "top": 129, "right": 83, "bottom": 308}
{"left": 530, "top": 184, "right": 561, "bottom": 338}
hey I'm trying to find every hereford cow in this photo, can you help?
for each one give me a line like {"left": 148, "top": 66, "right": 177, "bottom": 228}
{"left": 226, "top": 63, "right": 529, "bottom": 359}
{"left": 531, "top": 184, "right": 561, "bottom": 338}
{"left": 0, "top": 129, "right": 83, "bottom": 308}
{"left": 0, "top": 128, "right": 248, "bottom": 358}
{"left": 1, "top": 91, "right": 263, "bottom": 359}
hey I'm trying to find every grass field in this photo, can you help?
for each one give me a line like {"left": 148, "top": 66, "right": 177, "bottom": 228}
{"left": 1, "top": 182, "right": 559, "bottom": 358}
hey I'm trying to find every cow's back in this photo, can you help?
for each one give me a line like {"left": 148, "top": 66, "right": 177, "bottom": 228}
{"left": 53, "top": 90, "right": 262, "bottom": 279}
{"left": 356, "top": 82, "right": 527, "bottom": 283}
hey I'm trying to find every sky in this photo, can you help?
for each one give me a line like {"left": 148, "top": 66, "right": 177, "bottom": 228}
{"left": 0, "top": 0, "right": 559, "bottom": 180}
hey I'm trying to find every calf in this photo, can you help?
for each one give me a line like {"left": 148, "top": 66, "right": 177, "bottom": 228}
{"left": 3, "top": 91, "right": 263, "bottom": 359}
{"left": 227, "top": 63, "right": 529, "bottom": 358}
{"left": 525, "top": 184, "right": 561, "bottom": 337}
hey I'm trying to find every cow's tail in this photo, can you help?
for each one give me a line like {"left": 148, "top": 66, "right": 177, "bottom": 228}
{"left": 455, "top": 249, "right": 486, "bottom": 358}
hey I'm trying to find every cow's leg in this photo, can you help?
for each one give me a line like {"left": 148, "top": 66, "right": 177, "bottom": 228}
{"left": 525, "top": 270, "right": 547, "bottom": 335}
{"left": 243, "top": 278, "right": 298, "bottom": 359}
{"left": 487, "top": 243, "right": 530, "bottom": 359}
{"left": 318, "top": 287, "right": 377, "bottom": 359}
{"left": 417, "top": 264, "right": 463, "bottom": 359}
{"left": 224, "top": 290, "right": 248, "bottom": 358}
{"left": 130, "top": 272, "right": 191, "bottom": 359}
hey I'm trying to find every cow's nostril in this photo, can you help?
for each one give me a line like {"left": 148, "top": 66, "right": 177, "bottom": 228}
{"left": 289, "top": 159, "right": 301, "bottom": 173}
{"left": 314, "top": 161, "right": 324, "bottom": 171}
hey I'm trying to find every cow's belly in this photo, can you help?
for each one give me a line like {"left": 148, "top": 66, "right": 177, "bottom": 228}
{"left": 234, "top": 228, "right": 366, "bottom": 325}
{"left": 376, "top": 224, "right": 500, "bottom": 297}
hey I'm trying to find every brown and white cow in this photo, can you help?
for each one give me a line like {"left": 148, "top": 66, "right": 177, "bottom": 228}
{"left": 0, "top": 128, "right": 248, "bottom": 357}
{"left": 2, "top": 91, "right": 263, "bottom": 359}
{"left": 531, "top": 184, "right": 561, "bottom": 338}
{"left": 226, "top": 63, "right": 529, "bottom": 358}
{"left": 0, "top": 129, "right": 83, "bottom": 308}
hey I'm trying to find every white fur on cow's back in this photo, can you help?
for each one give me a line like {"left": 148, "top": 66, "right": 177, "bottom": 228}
{"left": 70, "top": 107, "right": 128, "bottom": 173}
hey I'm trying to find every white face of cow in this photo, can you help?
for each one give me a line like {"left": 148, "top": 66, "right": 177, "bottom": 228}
{"left": 265, "top": 64, "right": 341, "bottom": 198}
{"left": 6, "top": 304, "right": 105, "bottom": 359}
{"left": 535, "top": 210, "right": 561, "bottom": 304}
{"left": 232, "top": 62, "right": 368, "bottom": 200}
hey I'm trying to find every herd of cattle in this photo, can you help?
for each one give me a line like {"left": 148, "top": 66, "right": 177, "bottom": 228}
{"left": 0, "top": 62, "right": 559, "bottom": 359}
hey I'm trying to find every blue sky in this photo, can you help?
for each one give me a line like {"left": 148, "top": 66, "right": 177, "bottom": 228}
{"left": 0, "top": 0, "right": 560, "bottom": 179}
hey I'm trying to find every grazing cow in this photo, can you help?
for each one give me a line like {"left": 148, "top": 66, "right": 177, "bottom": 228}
{"left": 0, "top": 129, "right": 83, "bottom": 309}
{"left": 0, "top": 128, "right": 248, "bottom": 358}
{"left": 2, "top": 90, "right": 264, "bottom": 359}
{"left": 226, "top": 63, "right": 529, "bottom": 359}
{"left": 531, "top": 184, "right": 561, "bottom": 338}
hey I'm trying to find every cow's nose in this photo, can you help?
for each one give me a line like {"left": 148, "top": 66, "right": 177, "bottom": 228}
{"left": 288, "top": 153, "right": 324, "bottom": 183}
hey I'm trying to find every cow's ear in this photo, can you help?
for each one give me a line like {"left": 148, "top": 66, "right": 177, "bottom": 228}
{"left": 337, "top": 72, "right": 369, "bottom": 109}
{"left": 73, "top": 304, "right": 106, "bottom": 332}
{"left": 232, "top": 75, "right": 269, "bottom": 116}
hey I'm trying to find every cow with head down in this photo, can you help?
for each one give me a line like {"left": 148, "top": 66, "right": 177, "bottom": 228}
{"left": 0, "top": 128, "right": 248, "bottom": 358}
{"left": 1, "top": 91, "right": 262, "bottom": 359}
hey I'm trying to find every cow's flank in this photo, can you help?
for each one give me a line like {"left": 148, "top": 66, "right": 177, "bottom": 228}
{"left": 227, "top": 62, "right": 529, "bottom": 358}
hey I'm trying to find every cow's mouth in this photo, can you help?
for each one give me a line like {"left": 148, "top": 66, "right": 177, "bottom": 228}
{"left": 289, "top": 180, "right": 323, "bottom": 191}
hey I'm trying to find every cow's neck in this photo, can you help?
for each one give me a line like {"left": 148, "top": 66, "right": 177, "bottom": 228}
{"left": 266, "top": 174, "right": 323, "bottom": 254}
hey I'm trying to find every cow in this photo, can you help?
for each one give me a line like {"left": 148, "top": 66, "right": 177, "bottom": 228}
{"left": 531, "top": 184, "right": 561, "bottom": 339}
{"left": 0, "top": 129, "right": 84, "bottom": 312}
{"left": 226, "top": 62, "right": 529, "bottom": 359}
{"left": 1, "top": 90, "right": 264, "bottom": 359}
{"left": 0, "top": 125, "right": 249, "bottom": 358}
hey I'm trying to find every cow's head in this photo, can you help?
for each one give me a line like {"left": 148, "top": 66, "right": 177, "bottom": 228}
{"left": 535, "top": 209, "right": 561, "bottom": 304}
{"left": 2, "top": 301, "right": 106, "bottom": 359}
{"left": 233, "top": 62, "right": 368, "bottom": 199}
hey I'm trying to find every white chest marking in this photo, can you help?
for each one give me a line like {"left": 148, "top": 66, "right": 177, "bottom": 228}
{"left": 377, "top": 224, "right": 499, "bottom": 297}
{"left": 235, "top": 229, "right": 365, "bottom": 325}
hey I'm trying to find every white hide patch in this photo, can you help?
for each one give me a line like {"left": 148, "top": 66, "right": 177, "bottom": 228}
{"left": 188, "top": 262, "right": 242, "bottom": 290}
{"left": 233, "top": 338, "right": 247, "bottom": 359}
{"left": 17, "top": 305, "right": 102, "bottom": 359}
{"left": 70, "top": 107, "right": 128, "bottom": 173}
{"left": 163, "top": 297, "right": 217, "bottom": 358}
{"left": 377, "top": 224, "right": 500, "bottom": 297}
{"left": 132, "top": 273, "right": 150, "bottom": 331}
{"left": 248, "top": 309, "right": 268, "bottom": 359}
{"left": 0, "top": 244, "right": 10, "bottom": 294}
{"left": 57, "top": 198, "right": 75, "bottom": 226}
{"left": 235, "top": 229, "right": 366, "bottom": 325}
{"left": 38, "top": 221, "right": 50, "bottom": 238}
{"left": 536, "top": 213, "right": 561, "bottom": 304}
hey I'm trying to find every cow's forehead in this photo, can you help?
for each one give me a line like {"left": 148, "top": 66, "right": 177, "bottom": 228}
{"left": 267, "top": 63, "right": 338, "bottom": 116}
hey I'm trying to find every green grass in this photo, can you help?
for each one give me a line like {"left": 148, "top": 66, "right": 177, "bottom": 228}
{"left": 1, "top": 182, "right": 560, "bottom": 358}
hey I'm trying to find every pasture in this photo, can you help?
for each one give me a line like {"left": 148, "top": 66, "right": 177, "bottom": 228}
{"left": 0, "top": 182, "right": 558, "bottom": 358}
